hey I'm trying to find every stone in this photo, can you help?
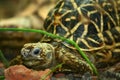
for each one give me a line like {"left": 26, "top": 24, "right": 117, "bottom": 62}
{"left": 4, "top": 65, "right": 52, "bottom": 80}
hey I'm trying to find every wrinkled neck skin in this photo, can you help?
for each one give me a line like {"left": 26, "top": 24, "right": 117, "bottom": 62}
{"left": 52, "top": 42, "right": 93, "bottom": 73}
{"left": 52, "top": 41, "right": 95, "bottom": 63}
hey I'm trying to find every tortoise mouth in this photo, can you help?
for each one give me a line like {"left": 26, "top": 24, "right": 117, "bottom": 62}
{"left": 23, "top": 58, "right": 54, "bottom": 70}
{"left": 23, "top": 59, "right": 46, "bottom": 68}
{"left": 23, "top": 57, "right": 44, "bottom": 61}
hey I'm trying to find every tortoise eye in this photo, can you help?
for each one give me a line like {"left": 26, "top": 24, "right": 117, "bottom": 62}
{"left": 32, "top": 48, "right": 41, "bottom": 56}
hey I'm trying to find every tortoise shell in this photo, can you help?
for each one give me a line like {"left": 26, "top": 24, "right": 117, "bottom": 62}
{"left": 43, "top": 0, "right": 120, "bottom": 63}
{"left": 44, "top": 0, "right": 120, "bottom": 51}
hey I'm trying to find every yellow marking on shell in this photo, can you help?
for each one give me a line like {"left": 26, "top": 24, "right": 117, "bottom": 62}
{"left": 77, "top": 5, "right": 91, "bottom": 24}
{"left": 116, "top": 26, "right": 120, "bottom": 32}
{"left": 54, "top": 15, "right": 61, "bottom": 24}
{"left": 113, "top": 49, "right": 120, "bottom": 53}
{"left": 53, "top": 24, "right": 57, "bottom": 34}
{"left": 87, "top": 10, "right": 98, "bottom": 17}
{"left": 97, "top": 32, "right": 104, "bottom": 43}
{"left": 78, "top": 35, "right": 105, "bottom": 51}
{"left": 113, "top": 43, "right": 120, "bottom": 53}
{"left": 77, "top": 6, "right": 85, "bottom": 20}
{"left": 77, "top": 39, "right": 97, "bottom": 51}
{"left": 100, "top": 12, "right": 103, "bottom": 32}
{"left": 79, "top": 3, "right": 94, "bottom": 8}
{"left": 102, "top": 2, "right": 111, "bottom": 7}
{"left": 46, "top": 18, "right": 54, "bottom": 31}
{"left": 57, "top": 21, "right": 71, "bottom": 38}
{"left": 65, "top": 18, "right": 71, "bottom": 21}
{"left": 97, "top": 1, "right": 116, "bottom": 26}
{"left": 106, "top": 30, "right": 115, "bottom": 41}
{"left": 108, "top": 8, "right": 112, "bottom": 12}
{"left": 113, "top": 35, "right": 119, "bottom": 39}
{"left": 107, "top": 22, "right": 111, "bottom": 30}
{"left": 71, "top": 16, "right": 76, "bottom": 20}
{"left": 105, "top": 31, "right": 115, "bottom": 49}
{"left": 61, "top": 10, "right": 72, "bottom": 17}
{"left": 95, "top": 18, "right": 98, "bottom": 22}
{"left": 58, "top": 2, "right": 64, "bottom": 12}
{"left": 80, "top": 39, "right": 91, "bottom": 48}
{"left": 116, "top": 40, "right": 120, "bottom": 45}
{"left": 116, "top": 0, "right": 120, "bottom": 25}
{"left": 87, "top": 37, "right": 100, "bottom": 44}
{"left": 51, "top": 10, "right": 72, "bottom": 36}
{"left": 64, "top": 32, "right": 71, "bottom": 38}
{"left": 70, "top": 22, "right": 82, "bottom": 34}
{"left": 71, "top": 0, "right": 78, "bottom": 9}
{"left": 69, "top": 35, "right": 74, "bottom": 41}
{"left": 81, "top": 24, "right": 88, "bottom": 38}
{"left": 57, "top": 10, "right": 72, "bottom": 36}
{"left": 59, "top": 21, "right": 69, "bottom": 32}
{"left": 90, "top": 20, "right": 100, "bottom": 33}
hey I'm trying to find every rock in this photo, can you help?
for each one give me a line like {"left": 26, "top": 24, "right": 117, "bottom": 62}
{"left": 4, "top": 65, "right": 52, "bottom": 80}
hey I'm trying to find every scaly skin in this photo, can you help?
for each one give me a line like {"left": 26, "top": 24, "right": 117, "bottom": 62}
{"left": 10, "top": 42, "right": 93, "bottom": 74}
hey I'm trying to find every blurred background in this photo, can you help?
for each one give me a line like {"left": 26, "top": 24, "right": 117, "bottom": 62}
{"left": 0, "top": 0, "right": 57, "bottom": 60}
{"left": 0, "top": 0, "right": 57, "bottom": 19}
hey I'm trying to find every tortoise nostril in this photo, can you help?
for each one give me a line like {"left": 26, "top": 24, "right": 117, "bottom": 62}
{"left": 21, "top": 49, "right": 30, "bottom": 57}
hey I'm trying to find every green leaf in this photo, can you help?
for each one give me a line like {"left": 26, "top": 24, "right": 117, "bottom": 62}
{"left": 0, "top": 50, "right": 9, "bottom": 68}
{"left": 0, "top": 76, "right": 5, "bottom": 80}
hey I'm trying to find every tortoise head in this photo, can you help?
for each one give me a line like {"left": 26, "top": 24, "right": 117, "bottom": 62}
{"left": 21, "top": 42, "right": 55, "bottom": 70}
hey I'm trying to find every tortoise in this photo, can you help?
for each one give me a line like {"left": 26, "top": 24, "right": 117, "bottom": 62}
{"left": 10, "top": 0, "right": 120, "bottom": 74}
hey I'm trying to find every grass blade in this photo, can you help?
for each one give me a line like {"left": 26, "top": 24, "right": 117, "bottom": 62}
{"left": 0, "top": 50, "right": 9, "bottom": 68}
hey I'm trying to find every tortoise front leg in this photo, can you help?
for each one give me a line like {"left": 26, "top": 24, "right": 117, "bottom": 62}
{"left": 56, "top": 47, "right": 93, "bottom": 74}
{"left": 10, "top": 55, "right": 23, "bottom": 66}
